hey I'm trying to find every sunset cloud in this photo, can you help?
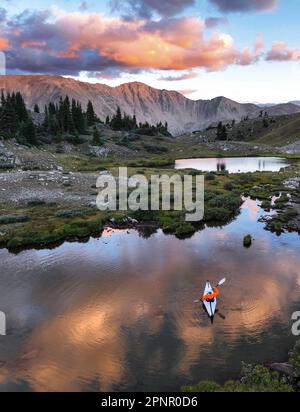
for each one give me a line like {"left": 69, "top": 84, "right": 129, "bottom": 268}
{"left": 266, "top": 42, "right": 300, "bottom": 61}
{"left": 110, "top": 0, "right": 195, "bottom": 18}
{"left": 0, "top": 7, "right": 7, "bottom": 23}
{"left": 2, "top": 9, "right": 265, "bottom": 75}
{"left": 209, "top": 0, "right": 277, "bottom": 13}
{"left": 0, "top": 37, "right": 9, "bottom": 50}
{"left": 205, "top": 16, "right": 228, "bottom": 28}
{"left": 175, "top": 88, "right": 198, "bottom": 96}
{"left": 158, "top": 72, "right": 198, "bottom": 81}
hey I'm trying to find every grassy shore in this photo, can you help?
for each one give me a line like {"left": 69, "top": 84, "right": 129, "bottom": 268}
{"left": 1, "top": 153, "right": 299, "bottom": 251}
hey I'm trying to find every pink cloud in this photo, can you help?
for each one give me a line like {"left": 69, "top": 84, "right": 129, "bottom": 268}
{"left": 0, "top": 37, "right": 9, "bottom": 50}
{"left": 2, "top": 9, "right": 267, "bottom": 74}
{"left": 266, "top": 42, "right": 300, "bottom": 61}
{"left": 175, "top": 88, "right": 197, "bottom": 96}
{"left": 51, "top": 12, "right": 263, "bottom": 71}
{"left": 239, "top": 35, "right": 264, "bottom": 65}
{"left": 158, "top": 72, "right": 198, "bottom": 81}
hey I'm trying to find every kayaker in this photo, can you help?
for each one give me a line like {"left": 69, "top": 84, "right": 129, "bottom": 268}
{"left": 202, "top": 286, "right": 219, "bottom": 302}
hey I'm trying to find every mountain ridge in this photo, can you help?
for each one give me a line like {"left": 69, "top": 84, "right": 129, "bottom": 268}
{"left": 0, "top": 75, "right": 299, "bottom": 135}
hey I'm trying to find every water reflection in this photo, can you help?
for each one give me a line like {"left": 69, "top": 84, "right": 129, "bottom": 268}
{"left": 175, "top": 157, "right": 290, "bottom": 173}
{"left": 0, "top": 199, "right": 299, "bottom": 391}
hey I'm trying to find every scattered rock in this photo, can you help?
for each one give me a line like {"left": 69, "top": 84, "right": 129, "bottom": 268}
{"left": 270, "top": 362, "right": 296, "bottom": 378}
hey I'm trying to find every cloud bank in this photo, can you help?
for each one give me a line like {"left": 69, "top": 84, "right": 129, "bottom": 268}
{"left": 109, "top": 0, "right": 195, "bottom": 18}
{"left": 0, "top": 8, "right": 266, "bottom": 75}
{"left": 209, "top": 0, "right": 277, "bottom": 13}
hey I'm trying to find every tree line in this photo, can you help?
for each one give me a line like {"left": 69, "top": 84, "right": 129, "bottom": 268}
{"left": 105, "top": 106, "right": 170, "bottom": 136}
{"left": 0, "top": 91, "right": 38, "bottom": 144}
{"left": 0, "top": 91, "right": 170, "bottom": 146}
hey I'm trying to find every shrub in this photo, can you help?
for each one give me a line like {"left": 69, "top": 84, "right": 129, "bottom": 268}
{"left": 205, "top": 173, "right": 216, "bottom": 181}
{"left": 208, "top": 194, "right": 241, "bottom": 213}
{"left": 0, "top": 215, "right": 30, "bottom": 225}
{"left": 130, "top": 209, "right": 157, "bottom": 222}
{"left": 224, "top": 182, "right": 233, "bottom": 191}
{"left": 270, "top": 221, "right": 282, "bottom": 232}
{"left": 55, "top": 209, "right": 85, "bottom": 218}
{"left": 175, "top": 223, "right": 195, "bottom": 237}
{"left": 27, "top": 199, "right": 46, "bottom": 206}
{"left": 289, "top": 340, "right": 300, "bottom": 378}
{"left": 183, "top": 364, "right": 294, "bottom": 392}
{"left": 243, "top": 234, "right": 252, "bottom": 247}
{"left": 143, "top": 143, "right": 168, "bottom": 153}
{"left": 279, "top": 208, "right": 298, "bottom": 222}
{"left": 183, "top": 381, "right": 222, "bottom": 392}
{"left": 204, "top": 207, "right": 232, "bottom": 222}
{"left": 261, "top": 200, "right": 271, "bottom": 209}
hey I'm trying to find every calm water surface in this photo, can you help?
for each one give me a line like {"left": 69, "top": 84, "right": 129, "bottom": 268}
{"left": 0, "top": 198, "right": 299, "bottom": 391}
{"left": 175, "top": 157, "right": 290, "bottom": 173}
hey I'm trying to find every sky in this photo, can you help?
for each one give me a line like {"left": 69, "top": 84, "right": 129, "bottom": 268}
{"left": 0, "top": 0, "right": 300, "bottom": 103}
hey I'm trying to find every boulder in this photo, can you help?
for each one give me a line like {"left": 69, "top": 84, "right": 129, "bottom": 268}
{"left": 270, "top": 362, "right": 296, "bottom": 377}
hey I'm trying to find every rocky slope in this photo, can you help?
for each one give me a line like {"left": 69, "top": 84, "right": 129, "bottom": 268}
{"left": 0, "top": 75, "right": 299, "bottom": 135}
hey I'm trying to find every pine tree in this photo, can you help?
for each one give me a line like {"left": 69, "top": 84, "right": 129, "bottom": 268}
{"left": 0, "top": 93, "right": 17, "bottom": 136}
{"left": 15, "top": 92, "right": 28, "bottom": 122}
{"left": 216, "top": 121, "right": 227, "bottom": 140}
{"left": 133, "top": 114, "right": 137, "bottom": 128}
{"left": 92, "top": 126, "right": 103, "bottom": 146}
{"left": 110, "top": 106, "right": 123, "bottom": 130}
{"left": 34, "top": 104, "right": 40, "bottom": 113}
{"left": 86, "top": 100, "right": 96, "bottom": 126}
{"left": 20, "top": 118, "right": 38, "bottom": 145}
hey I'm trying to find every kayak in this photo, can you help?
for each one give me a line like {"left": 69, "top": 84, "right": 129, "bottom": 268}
{"left": 202, "top": 281, "right": 217, "bottom": 318}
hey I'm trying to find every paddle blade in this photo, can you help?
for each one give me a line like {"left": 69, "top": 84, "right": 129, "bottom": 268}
{"left": 218, "top": 277, "right": 226, "bottom": 286}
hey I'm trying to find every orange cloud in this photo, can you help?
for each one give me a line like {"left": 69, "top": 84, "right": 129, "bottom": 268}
{"left": 0, "top": 37, "right": 9, "bottom": 50}
{"left": 44, "top": 11, "right": 263, "bottom": 71}
{"left": 266, "top": 41, "right": 300, "bottom": 61}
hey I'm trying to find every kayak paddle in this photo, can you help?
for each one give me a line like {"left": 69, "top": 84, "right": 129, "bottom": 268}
{"left": 194, "top": 277, "right": 226, "bottom": 303}
{"left": 216, "top": 277, "right": 226, "bottom": 287}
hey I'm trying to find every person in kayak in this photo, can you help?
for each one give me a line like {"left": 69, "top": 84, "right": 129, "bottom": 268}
{"left": 202, "top": 287, "right": 219, "bottom": 302}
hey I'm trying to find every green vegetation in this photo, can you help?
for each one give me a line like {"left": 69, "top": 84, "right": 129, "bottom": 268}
{"left": 0, "top": 91, "right": 171, "bottom": 149}
{"left": 0, "top": 214, "right": 30, "bottom": 224}
{"left": 183, "top": 363, "right": 294, "bottom": 392}
{"left": 175, "top": 223, "right": 196, "bottom": 237}
{"left": 289, "top": 340, "right": 300, "bottom": 378}
{"left": 0, "top": 91, "right": 29, "bottom": 141}
{"left": 92, "top": 127, "right": 103, "bottom": 146}
{"left": 43, "top": 96, "right": 89, "bottom": 137}
{"left": 243, "top": 234, "right": 252, "bottom": 247}
{"left": 55, "top": 209, "right": 85, "bottom": 218}
{"left": 183, "top": 340, "right": 300, "bottom": 392}
{"left": 222, "top": 111, "right": 300, "bottom": 146}
{"left": 216, "top": 121, "right": 228, "bottom": 141}
{"left": 2, "top": 163, "right": 297, "bottom": 250}
{"left": 0, "top": 204, "right": 103, "bottom": 249}
{"left": 106, "top": 106, "right": 170, "bottom": 136}
{"left": 1, "top": 104, "right": 300, "bottom": 250}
